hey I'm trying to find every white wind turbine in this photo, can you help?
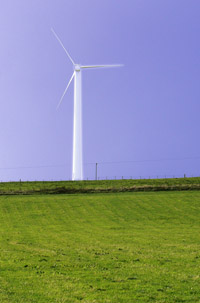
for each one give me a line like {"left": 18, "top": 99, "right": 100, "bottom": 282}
{"left": 52, "top": 28, "right": 123, "bottom": 181}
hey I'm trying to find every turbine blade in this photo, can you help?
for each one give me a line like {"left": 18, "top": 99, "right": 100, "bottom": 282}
{"left": 51, "top": 28, "right": 75, "bottom": 65}
{"left": 81, "top": 64, "right": 124, "bottom": 69}
{"left": 57, "top": 72, "right": 75, "bottom": 110}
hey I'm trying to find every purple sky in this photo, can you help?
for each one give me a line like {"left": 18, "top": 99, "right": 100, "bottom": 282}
{"left": 0, "top": 0, "right": 200, "bottom": 181}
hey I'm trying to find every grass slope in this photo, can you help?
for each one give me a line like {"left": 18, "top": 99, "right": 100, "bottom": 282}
{"left": 0, "top": 191, "right": 200, "bottom": 302}
{"left": 0, "top": 177, "right": 200, "bottom": 194}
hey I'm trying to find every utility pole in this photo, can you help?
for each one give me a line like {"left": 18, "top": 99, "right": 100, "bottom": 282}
{"left": 95, "top": 163, "right": 98, "bottom": 180}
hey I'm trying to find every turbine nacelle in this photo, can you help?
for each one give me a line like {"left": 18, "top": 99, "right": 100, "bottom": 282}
{"left": 74, "top": 65, "right": 81, "bottom": 72}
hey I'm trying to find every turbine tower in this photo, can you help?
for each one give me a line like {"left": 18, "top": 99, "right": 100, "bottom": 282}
{"left": 52, "top": 28, "right": 123, "bottom": 181}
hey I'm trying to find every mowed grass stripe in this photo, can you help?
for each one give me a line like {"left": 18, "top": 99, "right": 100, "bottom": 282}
{"left": 0, "top": 191, "right": 200, "bottom": 302}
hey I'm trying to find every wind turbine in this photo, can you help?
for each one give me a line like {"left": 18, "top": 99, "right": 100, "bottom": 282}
{"left": 51, "top": 28, "right": 123, "bottom": 181}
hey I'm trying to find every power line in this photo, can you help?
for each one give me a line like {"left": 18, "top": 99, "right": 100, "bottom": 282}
{"left": 0, "top": 164, "right": 65, "bottom": 170}
{"left": 0, "top": 156, "right": 199, "bottom": 170}
{"left": 85, "top": 156, "right": 200, "bottom": 165}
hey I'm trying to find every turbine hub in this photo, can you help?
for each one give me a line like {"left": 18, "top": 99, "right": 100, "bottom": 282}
{"left": 74, "top": 64, "right": 81, "bottom": 71}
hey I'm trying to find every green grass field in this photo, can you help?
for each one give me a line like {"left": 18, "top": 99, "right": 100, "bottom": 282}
{"left": 0, "top": 177, "right": 200, "bottom": 194}
{"left": 0, "top": 191, "right": 200, "bottom": 302}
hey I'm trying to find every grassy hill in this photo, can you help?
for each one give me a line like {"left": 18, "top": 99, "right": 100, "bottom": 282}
{"left": 0, "top": 176, "right": 200, "bottom": 195}
{"left": 0, "top": 191, "right": 200, "bottom": 302}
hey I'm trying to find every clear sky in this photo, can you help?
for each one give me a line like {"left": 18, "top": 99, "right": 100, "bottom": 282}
{"left": 0, "top": 0, "right": 200, "bottom": 181}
